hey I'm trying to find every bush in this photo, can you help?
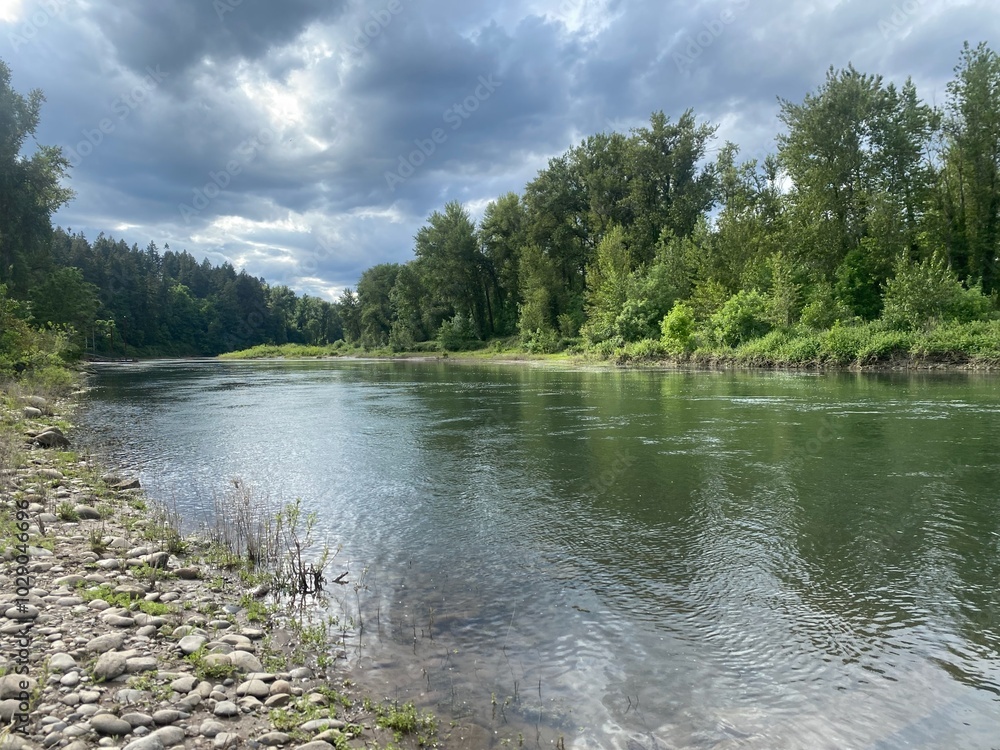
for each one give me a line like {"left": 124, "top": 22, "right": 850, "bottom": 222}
{"left": 711, "top": 290, "right": 772, "bottom": 347}
{"left": 522, "top": 327, "right": 561, "bottom": 354}
{"left": 881, "top": 253, "right": 992, "bottom": 330}
{"left": 437, "top": 313, "right": 479, "bottom": 352}
{"left": 660, "top": 302, "right": 698, "bottom": 355}
{"left": 800, "top": 281, "right": 854, "bottom": 330}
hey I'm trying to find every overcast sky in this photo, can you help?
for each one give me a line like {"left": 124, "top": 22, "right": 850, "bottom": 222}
{"left": 1, "top": 0, "right": 995, "bottom": 300}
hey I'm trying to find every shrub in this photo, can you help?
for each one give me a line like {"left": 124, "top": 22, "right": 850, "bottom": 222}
{"left": 660, "top": 302, "right": 698, "bottom": 355}
{"left": 800, "top": 281, "right": 854, "bottom": 330}
{"left": 436, "top": 313, "right": 479, "bottom": 352}
{"left": 711, "top": 290, "right": 772, "bottom": 347}
{"left": 881, "top": 253, "right": 992, "bottom": 331}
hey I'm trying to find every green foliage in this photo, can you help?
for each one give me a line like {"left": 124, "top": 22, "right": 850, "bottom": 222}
{"left": 660, "top": 302, "right": 698, "bottom": 355}
{"left": 881, "top": 253, "right": 992, "bottom": 330}
{"left": 436, "top": 312, "right": 480, "bottom": 352}
{"left": 800, "top": 280, "right": 854, "bottom": 330}
{"left": 711, "top": 291, "right": 773, "bottom": 347}
{"left": 56, "top": 501, "right": 79, "bottom": 522}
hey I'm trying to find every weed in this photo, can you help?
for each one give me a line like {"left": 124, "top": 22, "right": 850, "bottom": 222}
{"left": 185, "top": 646, "right": 237, "bottom": 681}
{"left": 56, "top": 501, "right": 79, "bottom": 522}
{"left": 88, "top": 527, "right": 108, "bottom": 554}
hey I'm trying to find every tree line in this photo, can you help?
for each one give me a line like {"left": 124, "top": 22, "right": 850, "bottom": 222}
{"left": 342, "top": 42, "right": 1000, "bottom": 356}
{"left": 4, "top": 43, "right": 1000, "bottom": 374}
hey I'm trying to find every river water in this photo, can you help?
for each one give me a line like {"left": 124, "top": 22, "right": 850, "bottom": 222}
{"left": 76, "top": 360, "right": 1000, "bottom": 749}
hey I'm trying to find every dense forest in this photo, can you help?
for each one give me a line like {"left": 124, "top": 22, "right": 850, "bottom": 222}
{"left": 4, "top": 42, "right": 1000, "bottom": 374}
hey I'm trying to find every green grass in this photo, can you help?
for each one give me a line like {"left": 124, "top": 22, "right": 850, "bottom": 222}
{"left": 56, "top": 501, "right": 79, "bottom": 521}
{"left": 219, "top": 343, "right": 342, "bottom": 360}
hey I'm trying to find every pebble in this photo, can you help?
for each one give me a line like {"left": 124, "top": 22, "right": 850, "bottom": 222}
{"left": 236, "top": 679, "right": 270, "bottom": 699}
{"left": 151, "top": 708, "right": 184, "bottom": 725}
{"left": 200, "top": 720, "right": 226, "bottom": 738}
{"left": 122, "top": 737, "right": 164, "bottom": 750}
{"left": 92, "top": 652, "right": 128, "bottom": 681}
{"left": 91, "top": 712, "right": 133, "bottom": 736}
{"left": 48, "top": 653, "right": 78, "bottom": 673}
{"left": 87, "top": 632, "right": 125, "bottom": 652}
{"left": 213, "top": 700, "right": 240, "bottom": 717}
{"left": 170, "top": 675, "right": 197, "bottom": 693}
{"left": 121, "top": 712, "right": 154, "bottom": 728}
{"left": 178, "top": 634, "right": 207, "bottom": 655}
{"left": 257, "top": 733, "right": 291, "bottom": 746}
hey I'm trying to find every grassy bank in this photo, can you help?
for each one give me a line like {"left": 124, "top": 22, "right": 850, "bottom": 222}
{"left": 218, "top": 319, "right": 1000, "bottom": 371}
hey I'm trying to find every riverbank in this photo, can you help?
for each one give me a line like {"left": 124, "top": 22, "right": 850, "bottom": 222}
{"left": 0, "top": 385, "right": 444, "bottom": 750}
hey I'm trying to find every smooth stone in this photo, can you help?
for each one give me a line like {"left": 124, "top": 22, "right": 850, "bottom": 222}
{"left": 236, "top": 679, "right": 269, "bottom": 699}
{"left": 170, "top": 675, "right": 197, "bottom": 693}
{"left": 269, "top": 679, "right": 292, "bottom": 695}
{"left": 203, "top": 654, "right": 232, "bottom": 670}
{"left": 87, "top": 632, "right": 126, "bottom": 653}
{"left": 122, "top": 737, "right": 164, "bottom": 750}
{"left": 121, "top": 712, "right": 154, "bottom": 728}
{"left": 288, "top": 667, "right": 312, "bottom": 680}
{"left": 79, "top": 691, "right": 101, "bottom": 704}
{"left": 175, "top": 568, "right": 201, "bottom": 580}
{"left": 178, "top": 635, "right": 207, "bottom": 655}
{"left": 0, "top": 675, "right": 37, "bottom": 700}
{"left": 74, "top": 505, "right": 102, "bottom": 520}
{"left": 49, "top": 653, "right": 78, "bottom": 673}
{"left": 115, "top": 689, "right": 146, "bottom": 705}
{"left": 60, "top": 673, "right": 80, "bottom": 688}
{"left": 136, "top": 625, "right": 158, "bottom": 638}
{"left": 104, "top": 615, "right": 136, "bottom": 628}
{"left": 149, "top": 727, "right": 185, "bottom": 746}
{"left": 228, "top": 651, "right": 262, "bottom": 673}
{"left": 213, "top": 700, "right": 239, "bottom": 717}
{"left": 151, "top": 709, "right": 184, "bottom": 725}
{"left": 88, "top": 600, "right": 111, "bottom": 611}
{"left": 200, "top": 720, "right": 226, "bottom": 738}
{"left": 293, "top": 743, "right": 335, "bottom": 750}
{"left": 4, "top": 605, "right": 40, "bottom": 620}
{"left": 0, "top": 699, "right": 20, "bottom": 722}
{"left": 93, "top": 652, "right": 128, "bottom": 681}
{"left": 263, "top": 694, "right": 291, "bottom": 708}
{"left": 125, "top": 657, "right": 158, "bottom": 674}
{"left": 91, "top": 713, "right": 133, "bottom": 736}
{"left": 301, "top": 719, "right": 344, "bottom": 732}
{"left": 257, "top": 733, "right": 291, "bottom": 747}
{"left": 214, "top": 735, "right": 239, "bottom": 749}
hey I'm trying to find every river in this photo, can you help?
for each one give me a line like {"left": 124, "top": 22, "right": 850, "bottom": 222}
{"left": 76, "top": 360, "right": 1000, "bottom": 749}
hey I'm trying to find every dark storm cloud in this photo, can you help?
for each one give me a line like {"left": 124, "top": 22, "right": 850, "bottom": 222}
{"left": 87, "top": 0, "right": 347, "bottom": 80}
{"left": 2, "top": 0, "right": 997, "bottom": 299}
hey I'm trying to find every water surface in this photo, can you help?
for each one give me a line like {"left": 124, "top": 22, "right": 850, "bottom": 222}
{"left": 77, "top": 360, "right": 1000, "bottom": 749}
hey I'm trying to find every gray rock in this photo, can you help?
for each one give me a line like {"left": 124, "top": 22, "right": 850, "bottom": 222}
{"left": 269, "top": 679, "right": 292, "bottom": 695}
{"left": 264, "top": 694, "right": 291, "bottom": 708}
{"left": 169, "top": 675, "right": 197, "bottom": 693}
{"left": 178, "top": 635, "right": 207, "bottom": 655}
{"left": 0, "top": 674, "right": 37, "bottom": 700}
{"left": 4, "top": 605, "right": 40, "bottom": 620}
{"left": 48, "top": 653, "right": 78, "bottom": 673}
{"left": 115, "top": 688, "right": 146, "bottom": 705}
{"left": 1, "top": 734, "right": 41, "bottom": 750}
{"left": 301, "top": 719, "right": 344, "bottom": 732}
{"left": 288, "top": 667, "right": 312, "bottom": 680}
{"left": 213, "top": 700, "right": 240, "bottom": 717}
{"left": 74, "top": 505, "right": 102, "bottom": 520}
{"left": 125, "top": 657, "right": 158, "bottom": 674}
{"left": 149, "top": 727, "right": 185, "bottom": 746}
{"left": 103, "top": 614, "right": 136, "bottom": 628}
{"left": 145, "top": 552, "right": 170, "bottom": 569}
{"left": 37, "top": 468, "right": 63, "bottom": 480}
{"left": 79, "top": 691, "right": 101, "bottom": 704}
{"left": 200, "top": 720, "right": 226, "bottom": 738}
{"left": 228, "top": 650, "right": 263, "bottom": 673}
{"left": 115, "top": 584, "right": 147, "bottom": 599}
{"left": 121, "top": 712, "right": 154, "bottom": 728}
{"left": 60, "top": 672, "right": 80, "bottom": 688}
{"left": 213, "top": 734, "right": 240, "bottom": 749}
{"left": 257, "top": 733, "right": 291, "bottom": 746}
{"left": 151, "top": 708, "right": 184, "bottom": 725}
{"left": 203, "top": 653, "right": 232, "bottom": 670}
{"left": 236, "top": 679, "right": 269, "bottom": 699}
{"left": 34, "top": 429, "right": 70, "bottom": 449}
{"left": 23, "top": 407, "right": 43, "bottom": 418}
{"left": 293, "top": 743, "right": 334, "bottom": 750}
{"left": 86, "top": 632, "right": 125, "bottom": 653}
{"left": 174, "top": 567, "right": 201, "bottom": 580}
{"left": 122, "top": 737, "right": 164, "bottom": 750}
{"left": 93, "top": 652, "right": 128, "bottom": 681}
{"left": 91, "top": 713, "right": 133, "bottom": 736}
{"left": 0, "top": 699, "right": 20, "bottom": 722}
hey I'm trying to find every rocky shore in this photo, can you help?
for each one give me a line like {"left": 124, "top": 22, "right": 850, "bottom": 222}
{"left": 0, "top": 393, "right": 440, "bottom": 750}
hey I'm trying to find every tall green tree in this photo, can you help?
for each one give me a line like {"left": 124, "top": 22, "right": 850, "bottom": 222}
{"left": 778, "top": 65, "right": 937, "bottom": 316}
{"left": 932, "top": 42, "right": 1000, "bottom": 293}
{"left": 478, "top": 192, "right": 527, "bottom": 336}
{"left": 0, "top": 59, "right": 73, "bottom": 295}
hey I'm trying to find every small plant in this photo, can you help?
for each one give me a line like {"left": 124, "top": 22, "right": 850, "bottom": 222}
{"left": 88, "top": 527, "right": 108, "bottom": 554}
{"left": 185, "top": 646, "right": 237, "bottom": 681}
{"left": 56, "top": 501, "right": 79, "bottom": 522}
